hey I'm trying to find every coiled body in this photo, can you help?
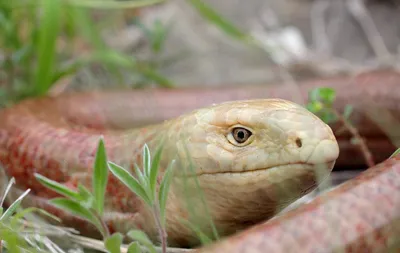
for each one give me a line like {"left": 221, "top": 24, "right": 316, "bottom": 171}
{"left": 0, "top": 69, "right": 399, "bottom": 251}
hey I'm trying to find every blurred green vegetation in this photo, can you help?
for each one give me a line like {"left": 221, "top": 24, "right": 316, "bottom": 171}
{"left": 0, "top": 1, "right": 253, "bottom": 251}
{"left": 0, "top": 0, "right": 173, "bottom": 108}
{"left": 0, "top": 0, "right": 268, "bottom": 108}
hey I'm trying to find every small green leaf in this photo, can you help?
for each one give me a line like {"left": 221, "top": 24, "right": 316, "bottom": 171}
{"left": 134, "top": 162, "right": 153, "bottom": 203}
{"left": 77, "top": 184, "right": 94, "bottom": 209}
{"left": 108, "top": 162, "right": 151, "bottom": 206}
{"left": 105, "top": 233, "right": 123, "bottom": 253}
{"left": 78, "top": 184, "right": 93, "bottom": 200}
{"left": 93, "top": 137, "right": 109, "bottom": 215}
{"left": 49, "top": 198, "right": 102, "bottom": 233}
{"left": 34, "top": 173, "right": 81, "bottom": 201}
{"left": 0, "top": 189, "right": 30, "bottom": 221}
{"left": 306, "top": 101, "right": 323, "bottom": 113}
{"left": 314, "top": 88, "right": 336, "bottom": 105}
{"left": 390, "top": 148, "right": 400, "bottom": 158}
{"left": 127, "top": 230, "right": 156, "bottom": 253}
{"left": 127, "top": 230, "right": 152, "bottom": 244}
{"left": 143, "top": 144, "right": 151, "bottom": 178}
{"left": 134, "top": 163, "right": 148, "bottom": 188}
{"left": 319, "top": 88, "right": 335, "bottom": 102}
{"left": 309, "top": 88, "right": 320, "bottom": 102}
{"left": 159, "top": 160, "right": 175, "bottom": 225}
{"left": 127, "top": 242, "right": 142, "bottom": 253}
{"left": 343, "top": 105, "right": 353, "bottom": 120}
{"left": 149, "top": 145, "right": 163, "bottom": 199}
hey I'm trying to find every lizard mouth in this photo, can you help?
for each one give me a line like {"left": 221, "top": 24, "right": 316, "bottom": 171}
{"left": 195, "top": 160, "right": 336, "bottom": 177}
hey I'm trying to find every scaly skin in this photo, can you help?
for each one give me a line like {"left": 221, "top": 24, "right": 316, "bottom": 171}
{"left": 0, "top": 69, "right": 399, "bottom": 249}
{"left": 12, "top": 69, "right": 399, "bottom": 167}
{"left": 0, "top": 98, "right": 338, "bottom": 247}
{"left": 195, "top": 154, "right": 400, "bottom": 253}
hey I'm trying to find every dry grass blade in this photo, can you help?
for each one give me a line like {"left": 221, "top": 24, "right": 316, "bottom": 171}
{"left": 58, "top": 234, "right": 192, "bottom": 253}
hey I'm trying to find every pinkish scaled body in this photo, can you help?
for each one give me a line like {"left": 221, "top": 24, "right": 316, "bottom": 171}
{"left": 0, "top": 69, "right": 399, "bottom": 251}
{"left": 196, "top": 154, "right": 400, "bottom": 253}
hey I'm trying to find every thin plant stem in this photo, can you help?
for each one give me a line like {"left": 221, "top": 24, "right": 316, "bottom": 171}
{"left": 152, "top": 203, "right": 167, "bottom": 253}
{"left": 91, "top": 210, "right": 110, "bottom": 239}
{"left": 332, "top": 109, "right": 375, "bottom": 167}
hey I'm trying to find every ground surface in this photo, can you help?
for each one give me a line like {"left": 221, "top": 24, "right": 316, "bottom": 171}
{"left": 70, "top": 0, "right": 400, "bottom": 89}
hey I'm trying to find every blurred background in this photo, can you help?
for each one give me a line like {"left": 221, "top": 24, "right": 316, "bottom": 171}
{"left": 2, "top": 0, "right": 399, "bottom": 107}
{"left": 1, "top": 0, "right": 400, "bottom": 251}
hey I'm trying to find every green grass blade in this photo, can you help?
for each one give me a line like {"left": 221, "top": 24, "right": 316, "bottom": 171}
{"left": 10, "top": 207, "right": 61, "bottom": 226}
{"left": 108, "top": 162, "right": 151, "bottom": 206}
{"left": 51, "top": 50, "right": 137, "bottom": 84}
{"left": 33, "top": 0, "right": 62, "bottom": 95}
{"left": 66, "top": 0, "right": 164, "bottom": 9}
{"left": 0, "top": 177, "right": 15, "bottom": 207}
{"left": 105, "top": 233, "right": 123, "bottom": 253}
{"left": 34, "top": 173, "right": 81, "bottom": 201}
{"left": 181, "top": 143, "right": 220, "bottom": 241}
{"left": 137, "top": 65, "right": 174, "bottom": 88}
{"left": 390, "top": 148, "right": 400, "bottom": 158}
{"left": 178, "top": 218, "right": 213, "bottom": 245}
{"left": 0, "top": 189, "right": 30, "bottom": 221}
{"left": 158, "top": 160, "right": 175, "bottom": 225}
{"left": 149, "top": 145, "right": 163, "bottom": 198}
{"left": 87, "top": 50, "right": 136, "bottom": 68}
{"left": 93, "top": 137, "right": 109, "bottom": 215}
{"left": 188, "top": 0, "right": 249, "bottom": 41}
{"left": 150, "top": 20, "right": 169, "bottom": 53}
{"left": 68, "top": 6, "right": 105, "bottom": 50}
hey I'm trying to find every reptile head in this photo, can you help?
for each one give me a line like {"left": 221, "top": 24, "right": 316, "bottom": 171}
{"left": 164, "top": 98, "right": 339, "bottom": 246}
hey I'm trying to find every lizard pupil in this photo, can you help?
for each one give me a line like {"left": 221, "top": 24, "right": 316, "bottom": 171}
{"left": 233, "top": 128, "right": 252, "bottom": 143}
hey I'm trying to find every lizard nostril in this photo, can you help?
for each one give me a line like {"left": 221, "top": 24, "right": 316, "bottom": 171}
{"left": 295, "top": 138, "right": 302, "bottom": 148}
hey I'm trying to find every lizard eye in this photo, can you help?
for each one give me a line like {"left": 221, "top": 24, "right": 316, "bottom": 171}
{"left": 228, "top": 127, "right": 253, "bottom": 146}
